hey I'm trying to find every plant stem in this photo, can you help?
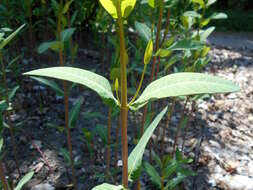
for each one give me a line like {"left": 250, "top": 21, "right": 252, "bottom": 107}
{"left": 0, "top": 52, "right": 20, "bottom": 177}
{"left": 160, "top": 98, "right": 175, "bottom": 156}
{"left": 129, "top": 64, "right": 147, "bottom": 106}
{"left": 155, "top": 6, "right": 170, "bottom": 79}
{"left": 172, "top": 98, "right": 188, "bottom": 156}
{"left": 106, "top": 107, "right": 112, "bottom": 180}
{"left": 0, "top": 162, "right": 8, "bottom": 190}
{"left": 181, "top": 101, "right": 195, "bottom": 154}
{"left": 140, "top": 0, "right": 164, "bottom": 138}
{"left": 116, "top": 1, "right": 129, "bottom": 187}
{"left": 57, "top": 5, "right": 77, "bottom": 189}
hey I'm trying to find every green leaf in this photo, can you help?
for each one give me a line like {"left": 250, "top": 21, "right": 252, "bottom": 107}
{"left": 69, "top": 97, "right": 84, "bottom": 128}
{"left": 168, "top": 39, "right": 204, "bottom": 51}
{"left": 128, "top": 106, "right": 168, "bottom": 181}
{"left": 60, "top": 148, "right": 71, "bottom": 165}
{"left": 135, "top": 22, "right": 151, "bottom": 42}
{"left": 37, "top": 41, "right": 57, "bottom": 54}
{"left": 24, "top": 67, "right": 118, "bottom": 107}
{"left": 62, "top": 0, "right": 74, "bottom": 14}
{"left": 30, "top": 76, "right": 64, "bottom": 96}
{"left": 164, "top": 174, "right": 186, "bottom": 190}
{"left": 0, "top": 138, "right": 3, "bottom": 152}
{"left": 0, "top": 24, "right": 25, "bottom": 50}
{"left": 144, "top": 162, "right": 161, "bottom": 187}
{"left": 155, "top": 49, "right": 172, "bottom": 58}
{"left": 198, "top": 27, "right": 215, "bottom": 41}
{"left": 183, "top": 11, "right": 201, "bottom": 18}
{"left": 8, "top": 86, "right": 19, "bottom": 102}
{"left": 148, "top": 0, "right": 155, "bottom": 8}
{"left": 92, "top": 183, "right": 123, "bottom": 190}
{"left": 14, "top": 171, "right": 34, "bottom": 190}
{"left": 206, "top": 0, "right": 217, "bottom": 7}
{"left": 163, "top": 160, "right": 179, "bottom": 178}
{"left": 61, "top": 28, "right": 76, "bottom": 42}
{"left": 144, "top": 40, "right": 153, "bottom": 65}
{"left": 99, "top": 0, "right": 136, "bottom": 19}
{"left": 132, "top": 73, "right": 239, "bottom": 110}
{"left": 191, "top": 0, "right": 205, "bottom": 8}
{"left": 209, "top": 12, "right": 227, "bottom": 20}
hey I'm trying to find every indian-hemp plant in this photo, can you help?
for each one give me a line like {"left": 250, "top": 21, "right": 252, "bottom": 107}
{"left": 24, "top": 0, "right": 239, "bottom": 189}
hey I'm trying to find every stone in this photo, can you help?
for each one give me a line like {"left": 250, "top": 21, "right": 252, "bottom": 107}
{"left": 31, "top": 183, "right": 55, "bottom": 190}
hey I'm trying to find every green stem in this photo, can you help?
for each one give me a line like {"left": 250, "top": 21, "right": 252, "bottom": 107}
{"left": 172, "top": 98, "right": 188, "bottom": 156}
{"left": 0, "top": 52, "right": 20, "bottom": 177}
{"left": 128, "top": 64, "right": 147, "bottom": 106}
{"left": 116, "top": 1, "right": 129, "bottom": 187}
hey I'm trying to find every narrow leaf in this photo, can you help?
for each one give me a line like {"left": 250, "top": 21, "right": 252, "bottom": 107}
{"left": 128, "top": 106, "right": 168, "bottom": 181}
{"left": 144, "top": 162, "right": 161, "bottom": 187}
{"left": 92, "top": 183, "right": 123, "bottom": 190}
{"left": 24, "top": 67, "right": 118, "bottom": 107}
{"left": 132, "top": 73, "right": 239, "bottom": 110}
{"left": 61, "top": 28, "right": 76, "bottom": 42}
{"left": 30, "top": 76, "right": 64, "bottom": 96}
{"left": 69, "top": 97, "right": 84, "bottom": 128}
{"left": 0, "top": 24, "right": 25, "bottom": 50}
{"left": 164, "top": 175, "right": 186, "bottom": 190}
{"left": 135, "top": 22, "right": 151, "bottom": 42}
{"left": 209, "top": 12, "right": 227, "bottom": 20}
{"left": 168, "top": 39, "right": 203, "bottom": 51}
{"left": 37, "top": 41, "right": 56, "bottom": 54}
{"left": 14, "top": 171, "right": 34, "bottom": 190}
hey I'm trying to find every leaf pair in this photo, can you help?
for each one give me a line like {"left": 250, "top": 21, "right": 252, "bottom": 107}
{"left": 99, "top": 0, "right": 136, "bottom": 19}
{"left": 24, "top": 67, "right": 239, "bottom": 110}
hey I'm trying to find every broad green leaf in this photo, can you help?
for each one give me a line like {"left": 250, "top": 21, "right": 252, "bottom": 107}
{"left": 209, "top": 12, "right": 227, "bottom": 20}
{"left": 0, "top": 24, "right": 25, "bottom": 50}
{"left": 135, "top": 22, "right": 151, "bottom": 42}
{"left": 99, "top": 0, "right": 136, "bottom": 19}
{"left": 183, "top": 11, "right": 201, "bottom": 18}
{"left": 144, "top": 162, "right": 161, "bottom": 187}
{"left": 24, "top": 67, "right": 118, "bottom": 107}
{"left": 168, "top": 39, "right": 204, "bottom": 51}
{"left": 30, "top": 76, "right": 64, "bottom": 96}
{"left": 69, "top": 97, "right": 84, "bottom": 128}
{"left": 128, "top": 106, "right": 168, "bottom": 181}
{"left": 144, "top": 40, "right": 153, "bottom": 65}
{"left": 131, "top": 73, "right": 239, "bottom": 110}
{"left": 92, "top": 183, "right": 123, "bottom": 190}
{"left": 61, "top": 28, "right": 76, "bottom": 42}
{"left": 14, "top": 171, "right": 34, "bottom": 190}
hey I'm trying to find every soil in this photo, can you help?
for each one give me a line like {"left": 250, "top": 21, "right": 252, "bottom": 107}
{"left": 2, "top": 32, "right": 253, "bottom": 190}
